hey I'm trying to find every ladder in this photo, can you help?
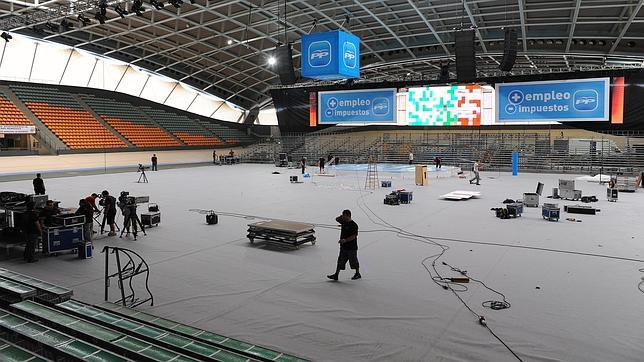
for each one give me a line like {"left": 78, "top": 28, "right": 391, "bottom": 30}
{"left": 365, "top": 155, "right": 379, "bottom": 189}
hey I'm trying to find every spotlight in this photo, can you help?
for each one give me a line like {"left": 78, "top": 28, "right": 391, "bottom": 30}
{"left": 95, "top": 12, "right": 107, "bottom": 24}
{"left": 268, "top": 56, "right": 276, "bottom": 65}
{"left": 132, "top": 0, "right": 145, "bottom": 16}
{"left": 114, "top": 5, "right": 128, "bottom": 18}
{"left": 60, "top": 19, "right": 73, "bottom": 31}
{"left": 150, "top": 0, "right": 164, "bottom": 10}
{"left": 1, "top": 32, "right": 12, "bottom": 42}
{"left": 169, "top": 0, "right": 183, "bottom": 8}
{"left": 77, "top": 14, "right": 91, "bottom": 26}
{"left": 96, "top": 0, "right": 108, "bottom": 24}
{"left": 45, "top": 22, "right": 59, "bottom": 32}
{"left": 227, "top": 39, "right": 233, "bottom": 45}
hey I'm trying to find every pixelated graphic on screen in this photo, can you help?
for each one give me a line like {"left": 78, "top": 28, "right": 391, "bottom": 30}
{"left": 407, "top": 85, "right": 482, "bottom": 126}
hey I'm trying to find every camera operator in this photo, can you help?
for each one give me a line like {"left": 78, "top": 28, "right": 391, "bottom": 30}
{"left": 75, "top": 199, "right": 94, "bottom": 243}
{"left": 85, "top": 193, "right": 100, "bottom": 213}
{"left": 118, "top": 192, "right": 132, "bottom": 231}
{"left": 38, "top": 200, "right": 59, "bottom": 229}
{"left": 101, "top": 190, "right": 117, "bottom": 236}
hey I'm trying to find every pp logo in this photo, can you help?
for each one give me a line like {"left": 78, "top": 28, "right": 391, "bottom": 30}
{"left": 372, "top": 98, "right": 389, "bottom": 116}
{"left": 573, "top": 90, "right": 598, "bottom": 111}
{"left": 507, "top": 90, "right": 524, "bottom": 105}
{"left": 343, "top": 41, "right": 357, "bottom": 69}
{"left": 505, "top": 104, "right": 517, "bottom": 114}
{"left": 308, "top": 41, "right": 331, "bottom": 67}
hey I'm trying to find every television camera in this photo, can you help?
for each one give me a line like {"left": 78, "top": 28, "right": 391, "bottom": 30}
{"left": 137, "top": 164, "right": 149, "bottom": 183}
{"left": 117, "top": 191, "right": 149, "bottom": 240}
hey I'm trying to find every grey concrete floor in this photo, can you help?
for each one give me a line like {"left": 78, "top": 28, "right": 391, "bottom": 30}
{"left": 0, "top": 164, "right": 642, "bottom": 361}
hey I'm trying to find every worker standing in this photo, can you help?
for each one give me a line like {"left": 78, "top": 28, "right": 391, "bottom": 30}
{"left": 33, "top": 173, "right": 45, "bottom": 195}
{"left": 327, "top": 209, "right": 361, "bottom": 281}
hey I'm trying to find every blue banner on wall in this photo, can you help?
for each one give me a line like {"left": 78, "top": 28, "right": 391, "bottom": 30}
{"left": 318, "top": 89, "right": 396, "bottom": 124}
{"left": 302, "top": 31, "right": 360, "bottom": 80}
{"left": 496, "top": 78, "right": 609, "bottom": 122}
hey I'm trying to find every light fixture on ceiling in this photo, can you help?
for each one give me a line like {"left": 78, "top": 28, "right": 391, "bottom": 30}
{"left": 150, "top": 0, "right": 164, "bottom": 10}
{"left": 268, "top": 56, "right": 276, "bottom": 66}
{"left": 77, "top": 14, "right": 91, "bottom": 26}
{"left": 132, "top": 0, "right": 145, "bottom": 16}
{"left": 169, "top": 0, "right": 183, "bottom": 8}
{"left": 227, "top": 39, "right": 233, "bottom": 45}
{"left": 1, "top": 32, "right": 12, "bottom": 42}
{"left": 95, "top": 0, "right": 108, "bottom": 24}
{"left": 60, "top": 18, "right": 73, "bottom": 31}
{"left": 114, "top": 5, "right": 128, "bottom": 18}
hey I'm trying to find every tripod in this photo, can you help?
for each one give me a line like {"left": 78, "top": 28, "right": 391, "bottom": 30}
{"left": 97, "top": 208, "right": 120, "bottom": 235}
{"left": 137, "top": 170, "right": 148, "bottom": 183}
{"left": 120, "top": 206, "right": 146, "bottom": 240}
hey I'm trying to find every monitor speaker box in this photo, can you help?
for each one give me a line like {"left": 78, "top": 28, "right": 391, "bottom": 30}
{"left": 499, "top": 29, "right": 518, "bottom": 72}
{"left": 243, "top": 107, "right": 260, "bottom": 125}
{"left": 455, "top": 30, "right": 476, "bottom": 82}
{"left": 275, "top": 44, "right": 297, "bottom": 85}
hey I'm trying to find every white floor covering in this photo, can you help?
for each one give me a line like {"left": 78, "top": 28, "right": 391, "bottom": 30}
{"left": 0, "top": 164, "right": 642, "bottom": 362}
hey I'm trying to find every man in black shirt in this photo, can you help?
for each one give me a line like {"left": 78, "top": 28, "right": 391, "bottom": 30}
{"left": 151, "top": 154, "right": 158, "bottom": 171}
{"left": 101, "top": 190, "right": 118, "bottom": 236}
{"left": 327, "top": 209, "right": 361, "bottom": 281}
{"left": 33, "top": 173, "right": 45, "bottom": 195}
{"left": 319, "top": 157, "right": 326, "bottom": 173}
{"left": 22, "top": 202, "right": 41, "bottom": 263}
{"left": 75, "top": 199, "right": 94, "bottom": 243}
{"left": 38, "top": 200, "right": 59, "bottom": 228}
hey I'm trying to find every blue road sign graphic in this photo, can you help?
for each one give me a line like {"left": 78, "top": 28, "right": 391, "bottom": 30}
{"left": 496, "top": 78, "right": 609, "bottom": 122}
{"left": 319, "top": 89, "right": 396, "bottom": 124}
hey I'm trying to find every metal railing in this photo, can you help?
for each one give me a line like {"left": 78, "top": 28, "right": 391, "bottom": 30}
{"left": 242, "top": 130, "right": 644, "bottom": 174}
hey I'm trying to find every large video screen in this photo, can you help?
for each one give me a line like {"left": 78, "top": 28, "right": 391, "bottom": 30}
{"left": 496, "top": 78, "right": 609, "bottom": 122}
{"left": 402, "top": 84, "right": 495, "bottom": 126}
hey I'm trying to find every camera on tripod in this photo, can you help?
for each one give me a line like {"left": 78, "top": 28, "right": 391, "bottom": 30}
{"left": 137, "top": 164, "right": 149, "bottom": 172}
{"left": 117, "top": 191, "right": 150, "bottom": 240}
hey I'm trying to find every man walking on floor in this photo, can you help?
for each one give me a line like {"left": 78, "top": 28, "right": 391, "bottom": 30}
{"left": 328, "top": 209, "right": 361, "bottom": 281}
{"left": 469, "top": 160, "right": 481, "bottom": 185}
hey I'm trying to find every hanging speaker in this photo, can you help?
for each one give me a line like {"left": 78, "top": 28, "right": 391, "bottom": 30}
{"left": 275, "top": 44, "right": 297, "bottom": 85}
{"left": 455, "top": 30, "right": 476, "bottom": 82}
{"left": 499, "top": 29, "right": 517, "bottom": 72}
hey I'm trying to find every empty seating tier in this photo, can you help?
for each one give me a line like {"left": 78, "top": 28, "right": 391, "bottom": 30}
{"left": 12, "top": 300, "right": 202, "bottom": 362}
{"left": 81, "top": 95, "right": 181, "bottom": 148}
{"left": 0, "top": 277, "right": 36, "bottom": 304}
{"left": 98, "top": 302, "right": 308, "bottom": 362}
{"left": 24, "top": 103, "right": 126, "bottom": 149}
{"left": 10, "top": 85, "right": 126, "bottom": 150}
{"left": 0, "top": 338, "right": 48, "bottom": 362}
{"left": 141, "top": 107, "right": 224, "bottom": 146}
{"left": 198, "top": 121, "right": 255, "bottom": 145}
{"left": 0, "top": 311, "right": 128, "bottom": 361}
{"left": 0, "top": 268, "right": 72, "bottom": 304}
{"left": 103, "top": 117, "right": 181, "bottom": 148}
{"left": 0, "top": 96, "right": 32, "bottom": 126}
{"left": 57, "top": 300, "right": 261, "bottom": 362}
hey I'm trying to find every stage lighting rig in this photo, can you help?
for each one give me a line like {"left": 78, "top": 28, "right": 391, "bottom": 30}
{"left": 77, "top": 13, "right": 91, "bottom": 26}
{"left": 60, "top": 18, "right": 73, "bottom": 31}
{"left": 95, "top": 0, "right": 108, "bottom": 24}
{"left": 132, "top": 0, "right": 145, "bottom": 16}
{"left": 169, "top": 0, "right": 183, "bottom": 9}
{"left": 114, "top": 5, "right": 128, "bottom": 18}
{"left": 1, "top": 32, "right": 12, "bottom": 42}
{"left": 150, "top": 0, "right": 165, "bottom": 10}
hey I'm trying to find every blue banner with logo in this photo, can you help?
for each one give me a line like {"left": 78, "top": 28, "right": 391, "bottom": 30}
{"left": 318, "top": 89, "right": 396, "bottom": 124}
{"left": 302, "top": 31, "right": 360, "bottom": 80}
{"left": 496, "top": 78, "right": 609, "bottom": 122}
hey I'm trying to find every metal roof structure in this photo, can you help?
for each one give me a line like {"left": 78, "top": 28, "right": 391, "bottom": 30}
{"left": 1, "top": 0, "right": 644, "bottom": 109}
